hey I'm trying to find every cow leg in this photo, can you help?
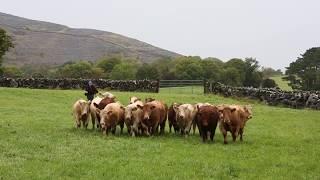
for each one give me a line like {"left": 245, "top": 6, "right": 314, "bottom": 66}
{"left": 192, "top": 120, "right": 197, "bottom": 135}
{"left": 202, "top": 127, "right": 207, "bottom": 142}
{"left": 232, "top": 127, "right": 240, "bottom": 142}
{"left": 160, "top": 121, "right": 166, "bottom": 135}
{"left": 169, "top": 123, "right": 172, "bottom": 133}
{"left": 197, "top": 121, "right": 202, "bottom": 136}
{"left": 210, "top": 121, "right": 218, "bottom": 142}
{"left": 119, "top": 122, "right": 124, "bottom": 135}
{"left": 111, "top": 126, "right": 116, "bottom": 135}
{"left": 127, "top": 125, "right": 131, "bottom": 136}
{"left": 91, "top": 113, "right": 95, "bottom": 129}
{"left": 76, "top": 118, "right": 81, "bottom": 128}
{"left": 96, "top": 115, "right": 101, "bottom": 129}
{"left": 240, "top": 128, "right": 244, "bottom": 141}
{"left": 220, "top": 124, "right": 228, "bottom": 144}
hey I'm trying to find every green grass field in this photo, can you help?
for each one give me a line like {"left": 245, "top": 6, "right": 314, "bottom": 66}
{"left": 270, "top": 76, "right": 292, "bottom": 91}
{"left": 1, "top": 87, "right": 319, "bottom": 179}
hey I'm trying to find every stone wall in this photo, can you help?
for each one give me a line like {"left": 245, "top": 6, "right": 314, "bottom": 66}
{"left": 205, "top": 81, "right": 320, "bottom": 110}
{"left": 0, "top": 78, "right": 159, "bottom": 93}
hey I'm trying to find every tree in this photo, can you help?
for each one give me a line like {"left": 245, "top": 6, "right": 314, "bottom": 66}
{"left": 151, "top": 58, "right": 177, "bottom": 80}
{"left": 174, "top": 56, "right": 203, "bottom": 80}
{"left": 261, "top": 67, "right": 283, "bottom": 78}
{"left": 200, "top": 59, "right": 222, "bottom": 80}
{"left": 220, "top": 67, "right": 242, "bottom": 86}
{"left": 285, "top": 47, "right": 320, "bottom": 90}
{"left": 110, "top": 62, "right": 137, "bottom": 80}
{"left": 0, "top": 28, "right": 14, "bottom": 76}
{"left": 136, "top": 63, "right": 160, "bottom": 80}
{"left": 2, "top": 66, "right": 22, "bottom": 78}
{"left": 261, "top": 78, "right": 277, "bottom": 88}
{"left": 243, "top": 58, "right": 263, "bottom": 87}
{"left": 56, "top": 61, "right": 99, "bottom": 78}
{"left": 96, "top": 56, "right": 121, "bottom": 72}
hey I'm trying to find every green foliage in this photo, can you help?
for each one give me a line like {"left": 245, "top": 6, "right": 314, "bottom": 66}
{"left": 56, "top": 61, "right": 102, "bottom": 79}
{"left": 96, "top": 56, "right": 122, "bottom": 78}
{"left": 221, "top": 67, "right": 242, "bottom": 86}
{"left": 261, "top": 67, "right": 283, "bottom": 78}
{"left": 175, "top": 56, "right": 203, "bottom": 80}
{"left": 243, "top": 58, "right": 263, "bottom": 87}
{"left": 0, "top": 28, "right": 14, "bottom": 76}
{"left": 1, "top": 87, "right": 320, "bottom": 179}
{"left": 261, "top": 78, "right": 277, "bottom": 88}
{"left": 111, "top": 62, "right": 137, "bottom": 80}
{"left": 200, "top": 59, "right": 222, "bottom": 80}
{"left": 2, "top": 66, "right": 22, "bottom": 78}
{"left": 285, "top": 47, "right": 320, "bottom": 90}
{"left": 136, "top": 63, "right": 160, "bottom": 80}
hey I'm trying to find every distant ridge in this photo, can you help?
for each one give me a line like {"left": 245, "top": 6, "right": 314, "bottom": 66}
{"left": 0, "top": 12, "right": 181, "bottom": 66}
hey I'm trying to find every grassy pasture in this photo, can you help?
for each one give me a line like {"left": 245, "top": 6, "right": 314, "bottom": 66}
{"left": 0, "top": 87, "right": 319, "bottom": 179}
{"left": 270, "top": 76, "right": 292, "bottom": 91}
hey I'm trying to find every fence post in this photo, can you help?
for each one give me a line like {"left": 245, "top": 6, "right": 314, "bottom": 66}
{"left": 203, "top": 79, "right": 207, "bottom": 94}
{"left": 156, "top": 79, "right": 160, "bottom": 93}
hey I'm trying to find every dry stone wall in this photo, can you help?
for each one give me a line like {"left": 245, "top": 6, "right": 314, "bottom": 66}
{"left": 0, "top": 78, "right": 159, "bottom": 93}
{"left": 205, "top": 81, "right": 320, "bottom": 110}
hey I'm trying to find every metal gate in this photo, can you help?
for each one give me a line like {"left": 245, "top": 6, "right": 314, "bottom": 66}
{"left": 159, "top": 80, "right": 204, "bottom": 94}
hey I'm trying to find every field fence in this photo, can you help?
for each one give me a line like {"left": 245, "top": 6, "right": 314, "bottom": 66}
{"left": 159, "top": 80, "right": 204, "bottom": 94}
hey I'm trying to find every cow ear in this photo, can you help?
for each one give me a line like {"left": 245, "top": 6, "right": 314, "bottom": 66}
{"left": 96, "top": 108, "right": 101, "bottom": 114}
{"left": 93, "top": 103, "right": 99, "bottom": 108}
{"left": 196, "top": 105, "right": 200, "bottom": 112}
{"left": 173, "top": 104, "right": 179, "bottom": 111}
{"left": 137, "top": 104, "right": 143, "bottom": 109}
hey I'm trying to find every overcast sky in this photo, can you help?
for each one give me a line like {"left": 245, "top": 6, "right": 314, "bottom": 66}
{"left": 1, "top": 0, "right": 319, "bottom": 70}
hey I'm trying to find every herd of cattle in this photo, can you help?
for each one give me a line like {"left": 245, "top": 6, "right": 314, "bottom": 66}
{"left": 72, "top": 92, "right": 253, "bottom": 144}
{"left": 206, "top": 82, "right": 320, "bottom": 110}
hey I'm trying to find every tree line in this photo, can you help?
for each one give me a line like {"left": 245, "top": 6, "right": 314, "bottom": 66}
{"left": 0, "top": 28, "right": 284, "bottom": 88}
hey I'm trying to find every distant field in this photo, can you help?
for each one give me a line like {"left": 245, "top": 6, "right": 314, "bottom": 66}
{"left": 0, "top": 87, "right": 319, "bottom": 179}
{"left": 270, "top": 76, "right": 292, "bottom": 91}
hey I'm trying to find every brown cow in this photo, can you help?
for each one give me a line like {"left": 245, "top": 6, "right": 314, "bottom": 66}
{"left": 140, "top": 100, "right": 167, "bottom": 135}
{"left": 94, "top": 96, "right": 115, "bottom": 110}
{"left": 194, "top": 103, "right": 212, "bottom": 135}
{"left": 98, "top": 102, "right": 125, "bottom": 135}
{"left": 72, "top": 99, "right": 91, "bottom": 128}
{"left": 218, "top": 105, "right": 252, "bottom": 144}
{"left": 168, "top": 103, "right": 181, "bottom": 133}
{"left": 196, "top": 105, "right": 220, "bottom": 142}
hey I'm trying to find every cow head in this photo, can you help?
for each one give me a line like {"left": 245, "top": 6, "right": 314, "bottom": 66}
{"left": 173, "top": 104, "right": 186, "bottom": 122}
{"left": 80, "top": 101, "right": 90, "bottom": 120}
{"left": 142, "top": 102, "right": 156, "bottom": 122}
{"left": 218, "top": 106, "right": 236, "bottom": 123}
{"left": 129, "top": 96, "right": 141, "bottom": 104}
{"left": 197, "top": 105, "right": 219, "bottom": 126}
{"left": 100, "top": 110, "right": 113, "bottom": 130}
{"left": 124, "top": 104, "right": 138, "bottom": 122}
{"left": 243, "top": 105, "right": 253, "bottom": 121}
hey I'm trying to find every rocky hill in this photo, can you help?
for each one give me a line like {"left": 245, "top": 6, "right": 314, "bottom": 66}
{"left": 0, "top": 12, "right": 180, "bottom": 66}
